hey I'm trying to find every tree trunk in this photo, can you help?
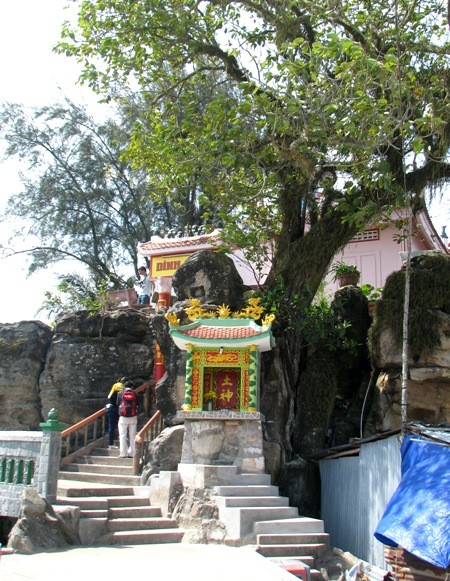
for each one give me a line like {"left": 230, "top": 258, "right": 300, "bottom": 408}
{"left": 262, "top": 204, "right": 359, "bottom": 466}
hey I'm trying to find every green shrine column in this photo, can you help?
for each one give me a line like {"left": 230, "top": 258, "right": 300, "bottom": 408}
{"left": 183, "top": 342, "right": 194, "bottom": 411}
{"left": 247, "top": 344, "right": 258, "bottom": 412}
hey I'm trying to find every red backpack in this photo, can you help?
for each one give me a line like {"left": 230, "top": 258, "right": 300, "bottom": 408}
{"left": 118, "top": 389, "right": 138, "bottom": 417}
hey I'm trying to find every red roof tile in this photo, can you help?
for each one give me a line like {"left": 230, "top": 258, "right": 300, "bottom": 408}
{"left": 139, "top": 232, "right": 221, "bottom": 252}
{"left": 182, "top": 326, "right": 262, "bottom": 340}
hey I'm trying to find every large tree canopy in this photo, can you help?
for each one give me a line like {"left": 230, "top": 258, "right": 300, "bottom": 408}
{"left": 58, "top": 0, "right": 450, "bottom": 295}
{"left": 57, "top": 0, "right": 450, "bottom": 462}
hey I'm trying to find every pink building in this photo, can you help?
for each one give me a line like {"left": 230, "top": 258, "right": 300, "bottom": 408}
{"left": 137, "top": 208, "right": 448, "bottom": 297}
{"left": 324, "top": 208, "right": 448, "bottom": 294}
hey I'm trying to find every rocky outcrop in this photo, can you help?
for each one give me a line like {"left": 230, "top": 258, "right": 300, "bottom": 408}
{"left": 172, "top": 488, "right": 227, "bottom": 544}
{"left": 370, "top": 311, "right": 450, "bottom": 372}
{"left": 54, "top": 308, "right": 152, "bottom": 343}
{"left": 0, "top": 310, "right": 155, "bottom": 429}
{"left": 0, "top": 321, "right": 52, "bottom": 430}
{"left": 7, "top": 488, "right": 80, "bottom": 554}
{"left": 365, "top": 365, "right": 450, "bottom": 433}
{"left": 40, "top": 309, "right": 154, "bottom": 425}
{"left": 367, "top": 252, "right": 450, "bottom": 433}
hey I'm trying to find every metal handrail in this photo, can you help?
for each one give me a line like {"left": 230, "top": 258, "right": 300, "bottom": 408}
{"left": 60, "top": 382, "right": 153, "bottom": 466}
{"left": 133, "top": 410, "right": 165, "bottom": 475}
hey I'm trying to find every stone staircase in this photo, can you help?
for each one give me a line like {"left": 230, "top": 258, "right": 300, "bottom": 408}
{"left": 57, "top": 450, "right": 328, "bottom": 576}
{"left": 57, "top": 446, "right": 184, "bottom": 546}
{"left": 177, "top": 464, "right": 328, "bottom": 579}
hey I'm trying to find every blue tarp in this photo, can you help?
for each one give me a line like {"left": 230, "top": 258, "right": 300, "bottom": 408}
{"left": 375, "top": 434, "right": 450, "bottom": 569}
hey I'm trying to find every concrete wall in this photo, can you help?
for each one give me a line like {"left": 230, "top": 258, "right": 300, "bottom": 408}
{"left": 0, "top": 432, "right": 42, "bottom": 517}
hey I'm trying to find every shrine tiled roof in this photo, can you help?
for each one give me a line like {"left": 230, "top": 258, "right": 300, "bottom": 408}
{"left": 169, "top": 318, "right": 275, "bottom": 352}
{"left": 181, "top": 325, "right": 261, "bottom": 340}
{"left": 138, "top": 230, "right": 221, "bottom": 252}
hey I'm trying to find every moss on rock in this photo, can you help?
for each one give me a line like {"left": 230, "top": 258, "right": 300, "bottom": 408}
{"left": 369, "top": 252, "right": 450, "bottom": 362}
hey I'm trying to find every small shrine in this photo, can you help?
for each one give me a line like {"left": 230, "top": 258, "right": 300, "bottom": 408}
{"left": 165, "top": 299, "right": 275, "bottom": 473}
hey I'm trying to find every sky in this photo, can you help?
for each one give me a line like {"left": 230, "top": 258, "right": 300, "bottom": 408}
{"left": 0, "top": 0, "right": 104, "bottom": 325}
{"left": 0, "top": 0, "right": 449, "bottom": 326}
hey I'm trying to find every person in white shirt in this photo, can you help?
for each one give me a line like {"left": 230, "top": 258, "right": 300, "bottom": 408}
{"left": 137, "top": 266, "right": 152, "bottom": 304}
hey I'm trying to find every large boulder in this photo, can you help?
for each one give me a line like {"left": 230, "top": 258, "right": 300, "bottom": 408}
{"left": 370, "top": 311, "right": 450, "bottom": 370}
{"left": 369, "top": 252, "right": 450, "bottom": 367}
{"left": 7, "top": 488, "right": 80, "bottom": 554}
{"left": 0, "top": 310, "right": 155, "bottom": 430}
{"left": 0, "top": 321, "right": 52, "bottom": 430}
{"left": 141, "top": 425, "right": 185, "bottom": 484}
{"left": 172, "top": 250, "right": 245, "bottom": 311}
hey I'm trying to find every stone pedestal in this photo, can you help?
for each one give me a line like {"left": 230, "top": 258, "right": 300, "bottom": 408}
{"left": 176, "top": 411, "right": 265, "bottom": 473}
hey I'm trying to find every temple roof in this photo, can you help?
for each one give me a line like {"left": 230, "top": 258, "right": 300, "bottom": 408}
{"left": 138, "top": 229, "right": 222, "bottom": 255}
{"left": 169, "top": 318, "right": 275, "bottom": 352}
{"left": 183, "top": 325, "right": 261, "bottom": 340}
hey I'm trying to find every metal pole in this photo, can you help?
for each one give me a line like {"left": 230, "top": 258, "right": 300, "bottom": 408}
{"left": 400, "top": 205, "right": 413, "bottom": 434}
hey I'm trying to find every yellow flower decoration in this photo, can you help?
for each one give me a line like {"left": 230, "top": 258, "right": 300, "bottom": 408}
{"left": 232, "top": 311, "right": 246, "bottom": 318}
{"left": 218, "top": 304, "right": 232, "bottom": 318}
{"left": 184, "top": 298, "right": 219, "bottom": 321}
{"left": 247, "top": 297, "right": 262, "bottom": 307}
{"left": 262, "top": 313, "right": 276, "bottom": 327}
{"left": 204, "top": 389, "right": 216, "bottom": 401}
{"left": 165, "top": 312, "right": 180, "bottom": 326}
{"left": 182, "top": 296, "right": 271, "bottom": 323}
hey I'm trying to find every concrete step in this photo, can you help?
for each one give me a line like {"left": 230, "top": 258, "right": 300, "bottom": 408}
{"left": 80, "top": 509, "right": 108, "bottom": 518}
{"left": 257, "top": 533, "right": 330, "bottom": 546}
{"left": 107, "top": 516, "right": 178, "bottom": 532}
{"left": 257, "top": 543, "right": 328, "bottom": 558}
{"left": 234, "top": 473, "right": 272, "bottom": 485}
{"left": 101, "top": 529, "right": 185, "bottom": 545}
{"left": 220, "top": 506, "right": 299, "bottom": 538}
{"left": 63, "top": 462, "right": 133, "bottom": 476}
{"left": 178, "top": 464, "right": 272, "bottom": 488}
{"left": 75, "top": 455, "right": 132, "bottom": 467}
{"left": 57, "top": 481, "right": 136, "bottom": 498}
{"left": 254, "top": 518, "right": 325, "bottom": 535}
{"left": 214, "top": 485, "right": 280, "bottom": 497}
{"left": 270, "top": 556, "right": 316, "bottom": 568}
{"left": 92, "top": 448, "right": 124, "bottom": 457}
{"left": 270, "top": 558, "right": 325, "bottom": 581}
{"left": 58, "top": 470, "right": 140, "bottom": 486}
{"left": 108, "top": 506, "right": 162, "bottom": 519}
{"left": 56, "top": 497, "right": 108, "bottom": 510}
{"left": 215, "top": 496, "right": 290, "bottom": 508}
{"left": 107, "top": 495, "right": 151, "bottom": 507}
